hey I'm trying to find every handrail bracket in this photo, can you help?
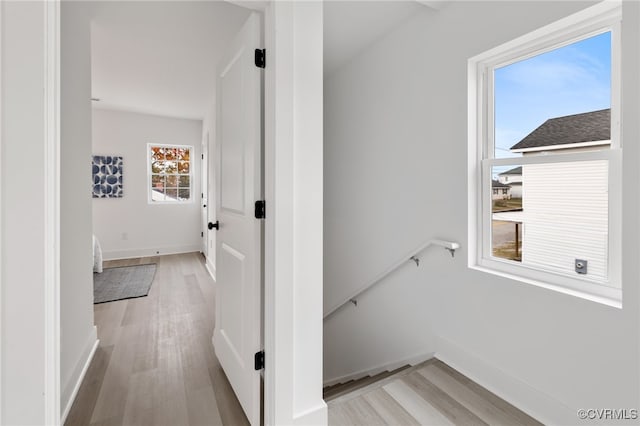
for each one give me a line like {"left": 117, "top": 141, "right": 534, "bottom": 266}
{"left": 324, "top": 238, "right": 460, "bottom": 319}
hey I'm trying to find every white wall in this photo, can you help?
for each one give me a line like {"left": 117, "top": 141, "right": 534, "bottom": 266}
{"left": 92, "top": 108, "right": 203, "bottom": 260}
{"left": 1, "top": 2, "right": 329, "bottom": 426}
{"left": 264, "top": 2, "right": 327, "bottom": 425}
{"left": 324, "top": 1, "right": 640, "bottom": 424}
{"left": 1, "top": 2, "right": 49, "bottom": 424}
{"left": 60, "top": 2, "right": 98, "bottom": 420}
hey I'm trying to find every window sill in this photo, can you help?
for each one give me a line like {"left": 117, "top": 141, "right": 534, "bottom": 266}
{"left": 469, "top": 263, "right": 622, "bottom": 309}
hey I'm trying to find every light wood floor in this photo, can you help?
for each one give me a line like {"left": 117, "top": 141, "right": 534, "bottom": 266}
{"left": 69, "top": 253, "right": 540, "bottom": 426}
{"left": 65, "top": 253, "right": 249, "bottom": 426}
{"left": 328, "top": 359, "right": 542, "bottom": 426}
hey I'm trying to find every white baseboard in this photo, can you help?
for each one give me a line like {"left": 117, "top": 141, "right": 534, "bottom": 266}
{"left": 205, "top": 256, "right": 216, "bottom": 282}
{"left": 61, "top": 327, "right": 99, "bottom": 424}
{"left": 435, "top": 335, "right": 574, "bottom": 425}
{"left": 294, "top": 402, "right": 328, "bottom": 426}
{"left": 102, "top": 244, "right": 201, "bottom": 261}
{"left": 323, "top": 351, "right": 435, "bottom": 387}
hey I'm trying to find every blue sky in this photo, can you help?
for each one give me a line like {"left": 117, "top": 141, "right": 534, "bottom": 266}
{"left": 494, "top": 31, "right": 611, "bottom": 159}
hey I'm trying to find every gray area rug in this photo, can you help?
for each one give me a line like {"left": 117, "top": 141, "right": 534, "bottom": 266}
{"left": 94, "top": 264, "right": 157, "bottom": 304}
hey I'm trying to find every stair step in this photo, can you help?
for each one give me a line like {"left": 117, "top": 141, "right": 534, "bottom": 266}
{"left": 323, "top": 364, "right": 411, "bottom": 402}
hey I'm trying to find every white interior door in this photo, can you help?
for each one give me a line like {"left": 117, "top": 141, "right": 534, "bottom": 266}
{"left": 213, "top": 12, "right": 262, "bottom": 426}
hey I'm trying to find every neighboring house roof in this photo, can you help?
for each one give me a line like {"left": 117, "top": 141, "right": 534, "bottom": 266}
{"left": 492, "top": 180, "right": 510, "bottom": 188}
{"left": 499, "top": 166, "right": 522, "bottom": 176}
{"left": 510, "top": 109, "right": 610, "bottom": 152}
{"left": 508, "top": 182, "right": 522, "bottom": 186}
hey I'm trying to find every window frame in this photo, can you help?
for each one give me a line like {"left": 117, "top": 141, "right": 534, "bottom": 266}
{"left": 147, "top": 143, "right": 194, "bottom": 204}
{"left": 467, "top": 1, "right": 622, "bottom": 307}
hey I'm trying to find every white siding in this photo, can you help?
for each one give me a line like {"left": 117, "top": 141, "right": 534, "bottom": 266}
{"left": 498, "top": 174, "right": 523, "bottom": 184}
{"left": 509, "top": 183, "right": 522, "bottom": 198}
{"left": 521, "top": 160, "right": 609, "bottom": 283}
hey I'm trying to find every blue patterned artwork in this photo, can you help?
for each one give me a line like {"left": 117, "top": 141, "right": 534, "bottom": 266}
{"left": 92, "top": 155, "right": 123, "bottom": 198}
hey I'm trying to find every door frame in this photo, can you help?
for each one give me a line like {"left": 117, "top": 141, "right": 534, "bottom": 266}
{"left": 201, "top": 132, "right": 209, "bottom": 258}
{"left": 262, "top": 3, "right": 326, "bottom": 425}
{"left": 36, "top": 1, "right": 325, "bottom": 425}
{"left": 44, "top": 1, "right": 61, "bottom": 424}
{"left": 37, "top": 0, "right": 62, "bottom": 424}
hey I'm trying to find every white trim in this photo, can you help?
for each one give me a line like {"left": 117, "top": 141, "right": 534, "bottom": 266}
{"left": 263, "top": 3, "right": 275, "bottom": 420}
{"left": 293, "top": 403, "right": 328, "bottom": 426}
{"left": 205, "top": 256, "right": 216, "bottom": 282}
{"left": 469, "top": 1, "right": 621, "bottom": 74}
{"left": 101, "top": 245, "right": 201, "bottom": 261}
{"left": 60, "top": 332, "right": 99, "bottom": 425}
{"left": 44, "top": 1, "right": 61, "bottom": 424}
{"left": 483, "top": 148, "right": 618, "bottom": 167}
{"left": 224, "top": 0, "right": 268, "bottom": 12}
{"left": 470, "top": 264, "right": 621, "bottom": 308}
{"left": 323, "top": 352, "right": 435, "bottom": 388}
{"left": 263, "top": 3, "right": 326, "bottom": 424}
{"left": 0, "top": 1, "right": 3, "bottom": 420}
{"left": 510, "top": 139, "right": 611, "bottom": 153}
{"left": 414, "top": 1, "right": 448, "bottom": 11}
{"left": 201, "top": 134, "right": 208, "bottom": 257}
{"left": 435, "top": 336, "right": 574, "bottom": 425}
{"left": 468, "top": 1, "right": 622, "bottom": 306}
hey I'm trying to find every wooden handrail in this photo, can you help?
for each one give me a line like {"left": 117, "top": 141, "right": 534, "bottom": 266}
{"left": 323, "top": 239, "right": 460, "bottom": 319}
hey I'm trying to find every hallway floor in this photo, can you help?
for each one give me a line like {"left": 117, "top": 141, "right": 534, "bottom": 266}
{"left": 328, "top": 358, "right": 542, "bottom": 426}
{"left": 65, "top": 253, "right": 249, "bottom": 426}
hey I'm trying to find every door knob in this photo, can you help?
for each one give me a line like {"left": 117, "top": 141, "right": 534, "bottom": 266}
{"left": 208, "top": 221, "right": 219, "bottom": 230}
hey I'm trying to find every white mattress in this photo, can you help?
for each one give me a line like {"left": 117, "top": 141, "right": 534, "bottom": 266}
{"left": 93, "top": 234, "right": 103, "bottom": 273}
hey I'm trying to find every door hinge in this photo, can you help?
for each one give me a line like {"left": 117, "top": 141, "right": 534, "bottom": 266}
{"left": 254, "top": 200, "right": 266, "bottom": 219}
{"left": 201, "top": 231, "right": 204, "bottom": 238}
{"left": 254, "top": 351, "right": 265, "bottom": 370}
{"left": 201, "top": 154, "right": 204, "bottom": 160}
{"left": 254, "top": 49, "right": 266, "bottom": 68}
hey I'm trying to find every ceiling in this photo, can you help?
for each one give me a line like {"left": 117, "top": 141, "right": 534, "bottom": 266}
{"left": 323, "top": 1, "right": 430, "bottom": 77}
{"left": 90, "top": 1, "right": 250, "bottom": 120}
{"left": 90, "top": 1, "right": 441, "bottom": 120}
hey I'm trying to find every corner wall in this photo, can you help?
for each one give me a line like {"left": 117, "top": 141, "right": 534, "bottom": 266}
{"left": 1, "top": 2, "right": 49, "bottom": 424}
{"left": 265, "top": 2, "right": 327, "bottom": 424}
{"left": 60, "top": 2, "right": 98, "bottom": 419}
{"left": 92, "top": 108, "right": 203, "bottom": 260}
{"left": 323, "top": 1, "right": 640, "bottom": 423}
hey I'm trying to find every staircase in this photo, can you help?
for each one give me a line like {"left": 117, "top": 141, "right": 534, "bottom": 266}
{"left": 326, "top": 359, "right": 543, "bottom": 425}
{"left": 323, "top": 364, "right": 411, "bottom": 402}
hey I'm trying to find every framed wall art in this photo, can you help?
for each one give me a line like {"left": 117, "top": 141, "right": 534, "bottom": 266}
{"left": 92, "top": 155, "right": 123, "bottom": 198}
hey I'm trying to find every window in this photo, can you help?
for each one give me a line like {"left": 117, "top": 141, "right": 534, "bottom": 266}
{"left": 468, "top": 2, "right": 622, "bottom": 306}
{"left": 148, "top": 144, "right": 193, "bottom": 203}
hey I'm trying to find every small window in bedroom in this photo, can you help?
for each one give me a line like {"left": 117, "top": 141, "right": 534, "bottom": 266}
{"left": 148, "top": 144, "right": 192, "bottom": 203}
